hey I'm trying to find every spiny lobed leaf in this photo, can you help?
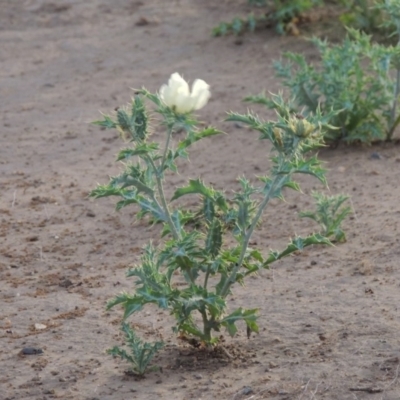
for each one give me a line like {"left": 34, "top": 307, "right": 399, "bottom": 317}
{"left": 221, "top": 308, "right": 259, "bottom": 337}
{"left": 263, "top": 233, "right": 332, "bottom": 267}
{"left": 107, "top": 323, "right": 163, "bottom": 375}
{"left": 116, "top": 143, "right": 159, "bottom": 161}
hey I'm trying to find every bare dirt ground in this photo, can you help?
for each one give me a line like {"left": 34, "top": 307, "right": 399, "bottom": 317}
{"left": 1, "top": 1, "right": 400, "bottom": 399}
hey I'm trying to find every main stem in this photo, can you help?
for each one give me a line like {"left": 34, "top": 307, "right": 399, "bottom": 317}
{"left": 220, "top": 173, "right": 287, "bottom": 298}
{"left": 200, "top": 309, "right": 212, "bottom": 342}
{"left": 203, "top": 265, "right": 211, "bottom": 289}
{"left": 161, "top": 126, "right": 173, "bottom": 167}
{"left": 389, "top": 68, "right": 400, "bottom": 140}
{"left": 145, "top": 127, "right": 180, "bottom": 241}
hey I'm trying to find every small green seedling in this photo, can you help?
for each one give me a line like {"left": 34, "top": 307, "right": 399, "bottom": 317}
{"left": 107, "top": 323, "right": 163, "bottom": 376}
{"left": 91, "top": 74, "right": 339, "bottom": 347}
{"left": 300, "top": 192, "right": 351, "bottom": 242}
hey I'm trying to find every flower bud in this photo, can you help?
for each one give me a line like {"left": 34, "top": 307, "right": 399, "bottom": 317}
{"left": 159, "top": 73, "right": 211, "bottom": 114}
{"left": 288, "top": 116, "right": 315, "bottom": 138}
{"left": 273, "top": 127, "right": 284, "bottom": 147}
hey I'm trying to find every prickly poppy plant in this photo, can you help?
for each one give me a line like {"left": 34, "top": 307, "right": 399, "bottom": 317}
{"left": 91, "top": 74, "right": 335, "bottom": 348}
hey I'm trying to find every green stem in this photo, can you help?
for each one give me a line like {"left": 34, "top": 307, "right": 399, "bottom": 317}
{"left": 301, "top": 82, "right": 318, "bottom": 112}
{"left": 185, "top": 267, "right": 196, "bottom": 286}
{"left": 388, "top": 26, "right": 400, "bottom": 139}
{"left": 157, "top": 125, "right": 181, "bottom": 239}
{"left": 161, "top": 126, "right": 173, "bottom": 168}
{"left": 388, "top": 68, "right": 400, "bottom": 140}
{"left": 220, "top": 173, "right": 287, "bottom": 298}
{"left": 145, "top": 154, "right": 180, "bottom": 241}
{"left": 157, "top": 174, "right": 179, "bottom": 240}
{"left": 200, "top": 309, "right": 212, "bottom": 343}
{"left": 203, "top": 264, "right": 212, "bottom": 289}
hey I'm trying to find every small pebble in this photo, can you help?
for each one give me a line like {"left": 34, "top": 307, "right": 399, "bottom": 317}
{"left": 269, "top": 361, "right": 278, "bottom": 368}
{"left": 34, "top": 323, "right": 47, "bottom": 331}
{"left": 370, "top": 152, "right": 382, "bottom": 160}
{"left": 59, "top": 279, "right": 73, "bottom": 288}
{"left": 136, "top": 16, "right": 149, "bottom": 26}
{"left": 241, "top": 386, "right": 253, "bottom": 395}
{"left": 21, "top": 347, "right": 43, "bottom": 355}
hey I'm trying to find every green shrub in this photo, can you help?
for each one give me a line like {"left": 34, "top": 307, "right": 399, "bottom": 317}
{"left": 91, "top": 73, "right": 336, "bottom": 346}
{"left": 213, "top": 1, "right": 397, "bottom": 39}
{"left": 339, "top": 0, "right": 400, "bottom": 38}
{"left": 213, "top": 0, "right": 323, "bottom": 36}
{"left": 248, "top": 29, "right": 400, "bottom": 143}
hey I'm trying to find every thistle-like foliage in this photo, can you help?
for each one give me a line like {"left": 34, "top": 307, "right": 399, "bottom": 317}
{"left": 92, "top": 82, "right": 338, "bottom": 346}
{"left": 267, "top": 28, "right": 400, "bottom": 143}
{"left": 340, "top": 0, "right": 394, "bottom": 35}
{"left": 94, "top": 95, "right": 148, "bottom": 142}
{"left": 213, "top": 0, "right": 323, "bottom": 36}
{"left": 299, "top": 192, "right": 351, "bottom": 242}
{"left": 107, "top": 323, "right": 163, "bottom": 376}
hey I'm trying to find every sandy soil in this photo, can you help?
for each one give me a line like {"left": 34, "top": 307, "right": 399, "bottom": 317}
{"left": 1, "top": 1, "right": 400, "bottom": 399}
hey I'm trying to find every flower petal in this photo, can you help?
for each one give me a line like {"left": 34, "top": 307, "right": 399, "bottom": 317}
{"left": 169, "top": 73, "right": 189, "bottom": 97}
{"left": 159, "top": 84, "right": 173, "bottom": 107}
{"left": 191, "top": 79, "right": 209, "bottom": 97}
{"left": 174, "top": 88, "right": 193, "bottom": 113}
{"left": 160, "top": 73, "right": 210, "bottom": 113}
{"left": 191, "top": 79, "right": 211, "bottom": 110}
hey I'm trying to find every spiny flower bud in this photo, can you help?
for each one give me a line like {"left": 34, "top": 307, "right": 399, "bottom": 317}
{"left": 273, "top": 127, "right": 284, "bottom": 147}
{"left": 287, "top": 116, "right": 315, "bottom": 138}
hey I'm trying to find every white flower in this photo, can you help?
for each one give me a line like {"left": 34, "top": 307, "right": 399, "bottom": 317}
{"left": 159, "top": 73, "right": 211, "bottom": 114}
